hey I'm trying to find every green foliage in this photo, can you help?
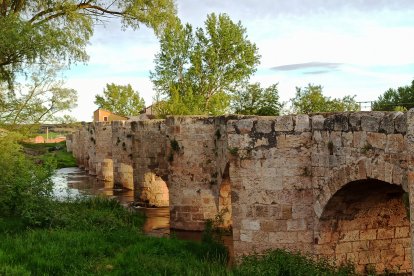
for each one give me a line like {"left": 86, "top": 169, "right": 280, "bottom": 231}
{"left": 0, "top": 64, "right": 78, "bottom": 128}
{"left": 94, "top": 83, "right": 145, "bottom": 117}
{"left": 22, "top": 141, "right": 77, "bottom": 168}
{"left": 372, "top": 80, "right": 414, "bottom": 111}
{"left": 0, "top": 133, "right": 55, "bottom": 226}
{"left": 151, "top": 13, "right": 260, "bottom": 117}
{"left": 0, "top": 193, "right": 359, "bottom": 275}
{"left": 0, "top": 0, "right": 177, "bottom": 86}
{"left": 291, "top": 84, "right": 359, "bottom": 114}
{"left": 0, "top": 197, "right": 230, "bottom": 275}
{"left": 228, "top": 147, "right": 239, "bottom": 155}
{"left": 233, "top": 249, "right": 356, "bottom": 276}
{"left": 232, "top": 83, "right": 283, "bottom": 115}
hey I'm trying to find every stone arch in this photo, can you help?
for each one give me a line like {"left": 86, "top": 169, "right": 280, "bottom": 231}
{"left": 314, "top": 178, "right": 411, "bottom": 274}
{"left": 314, "top": 159, "right": 405, "bottom": 219}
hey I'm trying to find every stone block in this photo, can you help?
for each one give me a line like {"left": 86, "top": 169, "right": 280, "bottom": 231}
{"left": 360, "top": 229, "right": 377, "bottom": 240}
{"left": 349, "top": 113, "right": 362, "bottom": 131}
{"left": 255, "top": 119, "right": 273, "bottom": 134}
{"left": 269, "top": 231, "right": 297, "bottom": 243}
{"left": 395, "top": 226, "right": 410, "bottom": 238}
{"left": 335, "top": 242, "right": 353, "bottom": 254}
{"left": 286, "top": 219, "right": 307, "bottom": 231}
{"left": 275, "top": 115, "right": 294, "bottom": 132}
{"left": 379, "top": 112, "right": 398, "bottom": 134}
{"left": 367, "top": 132, "right": 386, "bottom": 150}
{"left": 294, "top": 115, "right": 310, "bottom": 132}
{"left": 361, "top": 113, "right": 383, "bottom": 132}
{"left": 260, "top": 220, "right": 287, "bottom": 232}
{"left": 240, "top": 230, "right": 253, "bottom": 242}
{"left": 242, "top": 219, "right": 260, "bottom": 231}
{"left": 386, "top": 134, "right": 404, "bottom": 153}
{"left": 234, "top": 119, "right": 255, "bottom": 134}
{"left": 395, "top": 112, "right": 407, "bottom": 134}
{"left": 332, "top": 114, "right": 349, "bottom": 131}
{"left": 340, "top": 230, "right": 360, "bottom": 241}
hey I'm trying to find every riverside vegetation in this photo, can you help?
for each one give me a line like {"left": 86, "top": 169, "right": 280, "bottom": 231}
{"left": 0, "top": 134, "right": 358, "bottom": 275}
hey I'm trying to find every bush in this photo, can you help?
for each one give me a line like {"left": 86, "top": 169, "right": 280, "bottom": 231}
{"left": 0, "top": 133, "right": 55, "bottom": 226}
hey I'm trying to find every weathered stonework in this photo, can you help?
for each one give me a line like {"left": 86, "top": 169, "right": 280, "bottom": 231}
{"left": 112, "top": 121, "right": 134, "bottom": 190}
{"left": 166, "top": 116, "right": 230, "bottom": 230}
{"left": 67, "top": 111, "right": 414, "bottom": 274}
{"left": 131, "top": 120, "right": 169, "bottom": 207}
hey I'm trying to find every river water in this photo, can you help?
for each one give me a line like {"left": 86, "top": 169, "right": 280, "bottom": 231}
{"left": 52, "top": 167, "right": 234, "bottom": 261}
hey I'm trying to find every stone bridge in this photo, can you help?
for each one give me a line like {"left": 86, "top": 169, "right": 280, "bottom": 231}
{"left": 67, "top": 110, "right": 414, "bottom": 274}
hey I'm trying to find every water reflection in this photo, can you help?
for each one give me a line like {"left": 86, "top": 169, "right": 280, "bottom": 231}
{"left": 52, "top": 167, "right": 134, "bottom": 205}
{"left": 52, "top": 167, "right": 233, "bottom": 264}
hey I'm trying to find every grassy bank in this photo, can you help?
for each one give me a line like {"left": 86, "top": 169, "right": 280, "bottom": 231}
{"left": 0, "top": 197, "right": 228, "bottom": 275}
{"left": 22, "top": 141, "right": 77, "bottom": 168}
{"left": 0, "top": 196, "right": 358, "bottom": 276}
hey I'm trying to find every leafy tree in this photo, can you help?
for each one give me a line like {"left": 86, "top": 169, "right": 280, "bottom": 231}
{"left": 231, "top": 83, "right": 283, "bottom": 116}
{"left": 151, "top": 13, "right": 260, "bottom": 116}
{"left": 372, "top": 80, "right": 414, "bottom": 111}
{"left": 94, "top": 83, "right": 145, "bottom": 116}
{"left": 291, "top": 84, "right": 359, "bottom": 114}
{"left": 0, "top": 63, "right": 77, "bottom": 128}
{"left": 0, "top": 0, "right": 177, "bottom": 86}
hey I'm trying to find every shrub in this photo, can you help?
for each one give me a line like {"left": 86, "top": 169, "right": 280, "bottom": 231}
{"left": 0, "top": 133, "right": 55, "bottom": 226}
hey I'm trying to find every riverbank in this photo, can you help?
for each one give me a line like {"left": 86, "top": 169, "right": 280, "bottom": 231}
{"left": 0, "top": 196, "right": 357, "bottom": 275}
{"left": 22, "top": 141, "right": 76, "bottom": 168}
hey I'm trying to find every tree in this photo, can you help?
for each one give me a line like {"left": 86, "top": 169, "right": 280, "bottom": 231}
{"left": 291, "top": 84, "right": 359, "bottom": 114}
{"left": 231, "top": 83, "right": 283, "bottom": 116}
{"left": 0, "top": 0, "right": 176, "bottom": 86}
{"left": 94, "top": 83, "right": 145, "bottom": 116}
{"left": 151, "top": 13, "right": 260, "bottom": 116}
{"left": 372, "top": 80, "right": 414, "bottom": 111}
{"left": 0, "top": 63, "right": 77, "bottom": 128}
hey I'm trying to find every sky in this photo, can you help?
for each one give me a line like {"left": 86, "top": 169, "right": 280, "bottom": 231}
{"left": 65, "top": 0, "right": 414, "bottom": 121}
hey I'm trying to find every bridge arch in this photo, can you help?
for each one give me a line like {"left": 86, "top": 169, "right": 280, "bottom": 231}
{"left": 314, "top": 176, "right": 411, "bottom": 273}
{"left": 314, "top": 159, "right": 407, "bottom": 219}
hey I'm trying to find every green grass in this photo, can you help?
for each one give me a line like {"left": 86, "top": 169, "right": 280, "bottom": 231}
{"left": 0, "top": 197, "right": 229, "bottom": 275}
{"left": 233, "top": 249, "right": 356, "bottom": 276}
{"left": 21, "top": 141, "right": 77, "bottom": 168}
{"left": 0, "top": 197, "right": 358, "bottom": 275}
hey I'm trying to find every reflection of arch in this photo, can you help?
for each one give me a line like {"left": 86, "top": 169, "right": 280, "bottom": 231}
{"left": 314, "top": 159, "right": 405, "bottom": 219}
{"left": 315, "top": 179, "right": 411, "bottom": 274}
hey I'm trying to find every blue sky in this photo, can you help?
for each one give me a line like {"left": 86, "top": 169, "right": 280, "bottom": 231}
{"left": 65, "top": 0, "right": 414, "bottom": 121}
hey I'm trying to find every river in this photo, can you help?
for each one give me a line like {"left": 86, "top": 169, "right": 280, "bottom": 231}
{"left": 52, "top": 167, "right": 233, "bottom": 262}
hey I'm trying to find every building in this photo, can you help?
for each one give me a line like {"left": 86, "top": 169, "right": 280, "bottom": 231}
{"left": 93, "top": 109, "right": 128, "bottom": 122}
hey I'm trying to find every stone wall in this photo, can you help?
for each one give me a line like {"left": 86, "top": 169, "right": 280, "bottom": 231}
{"left": 112, "top": 121, "right": 134, "bottom": 190}
{"left": 93, "top": 122, "right": 113, "bottom": 182}
{"left": 227, "top": 112, "right": 412, "bottom": 274}
{"left": 166, "top": 116, "right": 230, "bottom": 230}
{"left": 131, "top": 120, "right": 169, "bottom": 207}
